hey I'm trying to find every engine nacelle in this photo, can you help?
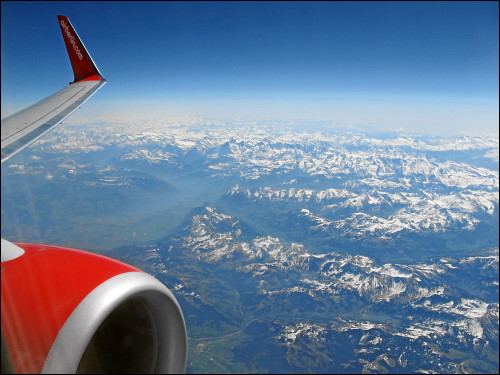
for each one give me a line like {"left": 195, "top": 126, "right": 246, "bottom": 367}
{"left": 1, "top": 242, "right": 187, "bottom": 374}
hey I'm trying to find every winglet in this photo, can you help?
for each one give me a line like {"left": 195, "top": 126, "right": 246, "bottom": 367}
{"left": 57, "top": 15, "right": 105, "bottom": 83}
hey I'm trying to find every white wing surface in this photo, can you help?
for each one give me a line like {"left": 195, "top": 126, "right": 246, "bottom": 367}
{"left": 1, "top": 15, "right": 106, "bottom": 163}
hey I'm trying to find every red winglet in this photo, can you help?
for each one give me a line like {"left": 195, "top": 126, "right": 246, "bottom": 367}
{"left": 57, "top": 15, "right": 104, "bottom": 83}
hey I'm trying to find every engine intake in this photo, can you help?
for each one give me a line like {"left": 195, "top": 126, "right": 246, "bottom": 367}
{"left": 1, "top": 243, "right": 187, "bottom": 374}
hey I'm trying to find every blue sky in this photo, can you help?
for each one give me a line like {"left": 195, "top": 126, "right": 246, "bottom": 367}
{"left": 2, "top": 1, "right": 498, "bottom": 135}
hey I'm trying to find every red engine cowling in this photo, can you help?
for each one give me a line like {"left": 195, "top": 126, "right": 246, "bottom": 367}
{"left": 1, "top": 242, "right": 187, "bottom": 374}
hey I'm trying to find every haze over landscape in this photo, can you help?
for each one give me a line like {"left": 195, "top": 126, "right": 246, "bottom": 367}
{"left": 2, "top": 1, "right": 498, "bottom": 135}
{"left": 2, "top": 1, "right": 498, "bottom": 374}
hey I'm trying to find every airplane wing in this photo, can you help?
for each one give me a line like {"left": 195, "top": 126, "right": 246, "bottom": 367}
{"left": 1, "top": 16, "right": 187, "bottom": 374}
{"left": 1, "top": 15, "right": 106, "bottom": 163}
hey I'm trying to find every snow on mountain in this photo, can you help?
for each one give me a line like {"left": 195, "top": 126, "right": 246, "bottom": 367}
{"left": 227, "top": 185, "right": 354, "bottom": 202}
{"left": 4, "top": 118, "right": 498, "bottom": 374}
{"left": 22, "top": 120, "right": 498, "bottom": 242}
{"left": 272, "top": 305, "right": 497, "bottom": 372}
{"left": 292, "top": 187, "right": 497, "bottom": 237}
{"left": 483, "top": 148, "right": 499, "bottom": 161}
{"left": 31, "top": 120, "right": 498, "bottom": 181}
{"left": 275, "top": 322, "right": 327, "bottom": 347}
{"left": 180, "top": 206, "right": 309, "bottom": 264}
{"left": 174, "top": 205, "right": 497, "bottom": 329}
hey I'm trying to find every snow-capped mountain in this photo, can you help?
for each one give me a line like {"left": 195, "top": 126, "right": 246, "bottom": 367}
{"left": 227, "top": 185, "right": 498, "bottom": 238}
{"left": 3, "top": 119, "right": 498, "bottom": 373}
{"left": 110, "top": 204, "right": 498, "bottom": 374}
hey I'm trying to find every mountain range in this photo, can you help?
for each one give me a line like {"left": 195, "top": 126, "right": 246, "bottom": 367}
{"left": 1, "top": 119, "right": 498, "bottom": 373}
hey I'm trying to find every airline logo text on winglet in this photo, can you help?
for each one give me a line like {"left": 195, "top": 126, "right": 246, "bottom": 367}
{"left": 60, "top": 20, "right": 83, "bottom": 60}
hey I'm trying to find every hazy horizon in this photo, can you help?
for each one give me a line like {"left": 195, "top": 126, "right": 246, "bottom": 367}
{"left": 2, "top": 1, "right": 498, "bottom": 136}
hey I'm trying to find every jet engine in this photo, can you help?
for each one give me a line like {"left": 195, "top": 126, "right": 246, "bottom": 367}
{"left": 1, "top": 241, "right": 187, "bottom": 374}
